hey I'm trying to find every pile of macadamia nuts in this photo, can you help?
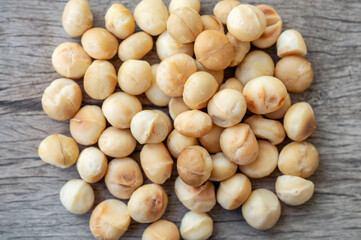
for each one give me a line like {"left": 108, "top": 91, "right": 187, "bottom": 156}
{"left": 38, "top": 0, "right": 319, "bottom": 239}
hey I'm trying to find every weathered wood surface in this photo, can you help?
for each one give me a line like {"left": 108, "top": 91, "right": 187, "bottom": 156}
{"left": 1, "top": 0, "right": 361, "bottom": 239}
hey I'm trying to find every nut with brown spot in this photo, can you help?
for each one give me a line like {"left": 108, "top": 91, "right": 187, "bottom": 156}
{"left": 265, "top": 93, "right": 291, "bottom": 119}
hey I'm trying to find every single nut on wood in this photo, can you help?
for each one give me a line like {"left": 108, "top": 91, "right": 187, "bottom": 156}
{"left": 196, "top": 60, "right": 224, "bottom": 87}
{"left": 277, "top": 29, "right": 307, "bottom": 57}
{"left": 142, "top": 219, "right": 180, "bottom": 240}
{"left": 180, "top": 211, "right": 213, "bottom": 240}
{"left": 265, "top": 93, "right": 291, "bottom": 120}
{"left": 213, "top": 0, "right": 240, "bottom": 24}
{"left": 90, "top": 199, "right": 131, "bottom": 240}
{"left": 118, "top": 60, "right": 152, "bottom": 95}
{"left": 278, "top": 141, "right": 319, "bottom": 178}
{"left": 174, "top": 110, "right": 213, "bottom": 138}
{"left": 167, "top": 129, "right": 199, "bottom": 158}
{"left": 105, "top": 3, "right": 135, "bottom": 39}
{"left": 156, "top": 31, "right": 194, "bottom": 61}
{"left": 226, "top": 32, "right": 251, "bottom": 67}
{"left": 76, "top": 147, "right": 107, "bottom": 183}
{"left": 98, "top": 127, "right": 136, "bottom": 158}
{"left": 60, "top": 179, "right": 94, "bottom": 214}
{"left": 168, "top": 97, "right": 191, "bottom": 120}
{"left": 210, "top": 152, "right": 237, "bottom": 182}
{"left": 219, "top": 77, "right": 244, "bottom": 92}
{"left": 118, "top": 31, "right": 153, "bottom": 61}
{"left": 201, "top": 15, "right": 224, "bottom": 32}
{"left": 81, "top": 28, "right": 118, "bottom": 60}
{"left": 199, "top": 125, "right": 224, "bottom": 153}
{"left": 145, "top": 64, "right": 171, "bottom": 107}
{"left": 169, "top": 0, "right": 201, "bottom": 13}
{"left": 62, "top": 0, "right": 93, "bottom": 37}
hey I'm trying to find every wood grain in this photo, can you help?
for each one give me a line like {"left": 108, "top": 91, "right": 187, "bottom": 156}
{"left": 1, "top": 0, "right": 361, "bottom": 239}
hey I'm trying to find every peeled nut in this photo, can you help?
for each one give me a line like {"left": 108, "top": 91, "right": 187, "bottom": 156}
{"left": 277, "top": 29, "right": 307, "bottom": 57}
{"left": 90, "top": 199, "right": 131, "bottom": 240}
{"left": 219, "top": 78, "right": 244, "bottom": 92}
{"left": 118, "top": 31, "right": 153, "bottom": 61}
{"left": 199, "top": 125, "right": 224, "bottom": 153}
{"left": 243, "top": 76, "right": 287, "bottom": 115}
{"left": 278, "top": 141, "right": 319, "bottom": 178}
{"left": 105, "top": 3, "right": 135, "bottom": 39}
{"left": 242, "top": 189, "right": 281, "bottom": 230}
{"left": 153, "top": 110, "right": 173, "bottom": 134}
{"left": 156, "top": 31, "right": 194, "bottom": 61}
{"left": 76, "top": 147, "right": 107, "bottom": 183}
{"left": 174, "top": 110, "right": 213, "bottom": 138}
{"left": 70, "top": 105, "right": 106, "bottom": 145}
{"left": 140, "top": 143, "right": 173, "bottom": 184}
{"left": 38, "top": 134, "right": 79, "bottom": 168}
{"left": 210, "top": 152, "right": 237, "bottom": 181}
{"left": 52, "top": 43, "right": 92, "bottom": 79}
{"left": 105, "top": 158, "right": 143, "bottom": 199}
{"left": 142, "top": 220, "right": 180, "bottom": 240}
{"left": 220, "top": 123, "right": 259, "bottom": 165}
{"left": 145, "top": 64, "right": 171, "bottom": 107}
{"left": 175, "top": 177, "right": 216, "bottom": 212}
{"left": 167, "top": 129, "right": 199, "bottom": 158}
{"left": 217, "top": 173, "right": 252, "bottom": 210}
{"left": 118, "top": 60, "right": 152, "bottom": 95}
{"left": 169, "top": 0, "right": 201, "bottom": 13}
{"left": 81, "top": 28, "right": 118, "bottom": 60}
{"left": 201, "top": 15, "right": 224, "bottom": 32}
{"left": 127, "top": 184, "right": 168, "bottom": 223}
{"left": 168, "top": 97, "right": 191, "bottom": 120}
{"left": 196, "top": 60, "right": 224, "bottom": 87}
{"left": 98, "top": 127, "right": 136, "bottom": 158}
{"left": 180, "top": 211, "right": 213, "bottom": 240}
{"left": 177, "top": 145, "right": 212, "bottom": 187}
{"left": 62, "top": 0, "right": 93, "bottom": 37}
{"left": 213, "top": 0, "right": 240, "bottom": 24}
{"left": 283, "top": 102, "right": 316, "bottom": 141}
{"left": 226, "top": 32, "right": 251, "bottom": 67}
{"left": 265, "top": 93, "right": 291, "bottom": 119}
{"left": 60, "top": 179, "right": 94, "bottom": 214}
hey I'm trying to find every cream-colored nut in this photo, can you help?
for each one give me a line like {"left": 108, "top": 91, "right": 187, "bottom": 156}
{"left": 90, "top": 199, "right": 131, "bottom": 240}
{"left": 168, "top": 97, "right": 191, "bottom": 120}
{"left": 157, "top": 53, "right": 197, "bottom": 97}
{"left": 62, "top": 0, "right": 93, "bottom": 37}
{"left": 243, "top": 76, "right": 287, "bottom": 114}
{"left": 169, "top": 0, "right": 201, "bottom": 13}
{"left": 201, "top": 15, "right": 224, "bottom": 32}
{"left": 102, "top": 92, "right": 142, "bottom": 129}
{"left": 210, "top": 152, "right": 237, "bottom": 181}
{"left": 174, "top": 110, "right": 213, "bottom": 138}
{"left": 278, "top": 141, "right": 319, "bottom": 178}
{"left": 118, "top": 60, "right": 152, "bottom": 95}
{"left": 81, "top": 28, "right": 118, "bottom": 60}
{"left": 242, "top": 189, "right": 281, "bottom": 230}
{"left": 277, "top": 29, "right": 307, "bottom": 57}
{"left": 239, "top": 140, "right": 278, "bottom": 178}
{"left": 183, "top": 71, "right": 218, "bottom": 109}
{"left": 275, "top": 55, "right": 314, "bottom": 93}
{"left": 167, "top": 7, "right": 203, "bottom": 43}
{"left": 60, "top": 179, "right": 94, "bottom": 214}
{"left": 131, "top": 110, "right": 171, "bottom": 144}
{"left": 134, "top": 0, "right": 168, "bottom": 36}
{"left": 219, "top": 78, "right": 244, "bottom": 92}
{"left": 140, "top": 143, "right": 173, "bottom": 184}
{"left": 226, "top": 32, "right": 250, "bottom": 67}
{"left": 213, "top": 0, "right": 240, "bottom": 24}
{"left": 284, "top": 102, "right": 316, "bottom": 141}
{"left": 76, "top": 147, "right": 107, "bottom": 183}
{"left": 207, "top": 89, "right": 247, "bottom": 128}
{"left": 276, "top": 175, "right": 315, "bottom": 206}
{"left": 252, "top": 5, "right": 282, "bottom": 49}
{"left": 265, "top": 93, "right": 291, "bottom": 119}
{"left": 175, "top": 177, "right": 216, "bottom": 212}
{"left": 145, "top": 64, "right": 171, "bottom": 106}
{"left": 98, "top": 127, "right": 136, "bottom": 158}
{"left": 42, "top": 78, "right": 82, "bottom": 121}
{"left": 177, "top": 145, "right": 212, "bottom": 186}
{"left": 167, "top": 129, "right": 199, "bottom": 158}
{"left": 227, "top": 4, "right": 266, "bottom": 42}
{"left": 38, "top": 134, "right": 79, "bottom": 168}
{"left": 196, "top": 60, "right": 224, "bottom": 86}
{"left": 195, "top": 30, "right": 233, "bottom": 71}
{"left": 70, "top": 105, "right": 106, "bottom": 145}
{"left": 217, "top": 173, "right": 251, "bottom": 210}
{"left": 199, "top": 125, "right": 224, "bottom": 153}
{"left": 128, "top": 184, "right": 168, "bottom": 223}
{"left": 142, "top": 220, "right": 180, "bottom": 240}
{"left": 220, "top": 123, "right": 258, "bottom": 165}
{"left": 52, "top": 43, "right": 92, "bottom": 79}
{"left": 156, "top": 31, "right": 194, "bottom": 61}
{"left": 118, "top": 32, "right": 153, "bottom": 61}
{"left": 105, "top": 158, "right": 143, "bottom": 199}
{"left": 105, "top": 3, "right": 135, "bottom": 39}
{"left": 153, "top": 110, "right": 173, "bottom": 134}
{"left": 235, "top": 50, "right": 274, "bottom": 86}
{"left": 244, "top": 115, "right": 285, "bottom": 145}
{"left": 180, "top": 211, "right": 213, "bottom": 240}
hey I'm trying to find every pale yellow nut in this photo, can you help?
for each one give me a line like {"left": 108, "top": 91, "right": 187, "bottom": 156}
{"left": 145, "top": 64, "right": 171, "bottom": 107}
{"left": 199, "top": 125, "right": 224, "bottom": 153}
{"left": 174, "top": 110, "right": 213, "bottom": 138}
{"left": 219, "top": 77, "right": 244, "bottom": 92}
{"left": 226, "top": 32, "right": 251, "bottom": 67}
{"left": 180, "top": 211, "right": 213, "bottom": 240}
{"left": 60, "top": 179, "right": 94, "bottom": 214}
{"left": 156, "top": 31, "right": 194, "bottom": 61}
{"left": 98, "top": 127, "right": 136, "bottom": 158}
{"left": 81, "top": 28, "right": 118, "bottom": 60}
{"left": 118, "top": 60, "right": 152, "bottom": 95}
{"left": 265, "top": 93, "right": 291, "bottom": 120}
{"left": 168, "top": 97, "right": 191, "bottom": 120}
{"left": 201, "top": 15, "right": 224, "bottom": 32}
{"left": 76, "top": 147, "right": 107, "bottom": 183}
{"left": 277, "top": 29, "right": 307, "bottom": 57}
{"left": 142, "top": 220, "right": 180, "bottom": 240}
{"left": 118, "top": 31, "right": 153, "bottom": 61}
{"left": 196, "top": 60, "right": 224, "bottom": 87}
{"left": 62, "top": 0, "right": 93, "bottom": 37}
{"left": 167, "top": 129, "right": 199, "bottom": 158}
{"left": 210, "top": 152, "right": 237, "bottom": 181}
{"left": 213, "top": 0, "right": 240, "bottom": 24}
{"left": 105, "top": 3, "right": 135, "bottom": 39}
{"left": 169, "top": 0, "right": 201, "bottom": 13}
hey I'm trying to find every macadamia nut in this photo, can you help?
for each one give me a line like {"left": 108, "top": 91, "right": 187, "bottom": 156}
{"left": 226, "top": 32, "right": 250, "bottom": 67}
{"left": 169, "top": 0, "right": 201, "bottom": 13}
{"left": 196, "top": 60, "right": 224, "bottom": 86}
{"left": 62, "top": 0, "right": 93, "bottom": 37}
{"left": 156, "top": 31, "right": 194, "bottom": 61}
{"left": 142, "top": 220, "right": 180, "bottom": 240}
{"left": 201, "top": 15, "right": 224, "bottom": 32}
{"left": 105, "top": 4, "right": 135, "bottom": 39}
{"left": 118, "top": 32, "right": 153, "bottom": 61}
{"left": 60, "top": 179, "right": 94, "bottom": 214}
{"left": 219, "top": 78, "right": 244, "bottom": 92}
{"left": 213, "top": 0, "right": 240, "bottom": 24}
{"left": 81, "top": 28, "right": 118, "bottom": 60}
{"left": 168, "top": 97, "right": 191, "bottom": 120}
{"left": 277, "top": 29, "right": 307, "bottom": 57}
{"left": 98, "top": 127, "right": 136, "bottom": 158}
{"left": 210, "top": 152, "right": 237, "bottom": 182}
{"left": 265, "top": 93, "right": 291, "bottom": 119}
{"left": 167, "top": 129, "right": 199, "bottom": 158}
{"left": 199, "top": 125, "right": 224, "bottom": 153}
{"left": 174, "top": 110, "right": 213, "bottom": 138}
{"left": 180, "top": 211, "right": 213, "bottom": 240}
{"left": 76, "top": 147, "right": 107, "bottom": 183}
{"left": 118, "top": 60, "right": 152, "bottom": 95}
{"left": 145, "top": 64, "right": 171, "bottom": 107}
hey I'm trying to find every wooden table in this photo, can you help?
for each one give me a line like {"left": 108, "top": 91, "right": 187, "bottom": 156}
{"left": 1, "top": 0, "right": 361, "bottom": 239}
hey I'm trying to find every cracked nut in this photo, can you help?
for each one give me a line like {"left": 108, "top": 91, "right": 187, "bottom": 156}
{"left": 265, "top": 93, "right": 291, "bottom": 119}
{"left": 201, "top": 15, "right": 224, "bottom": 32}
{"left": 105, "top": 3, "right": 135, "bottom": 39}
{"left": 277, "top": 29, "right": 307, "bottom": 57}
{"left": 60, "top": 179, "right": 94, "bottom": 214}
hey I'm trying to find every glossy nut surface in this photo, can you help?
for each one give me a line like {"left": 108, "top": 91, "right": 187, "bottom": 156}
{"left": 62, "top": 0, "right": 93, "bottom": 37}
{"left": 76, "top": 147, "right": 107, "bottom": 183}
{"left": 201, "top": 15, "right": 224, "bottom": 32}
{"left": 145, "top": 64, "right": 171, "bottom": 107}
{"left": 210, "top": 152, "right": 237, "bottom": 181}
{"left": 180, "top": 211, "right": 213, "bottom": 240}
{"left": 226, "top": 32, "right": 250, "bottom": 67}
{"left": 98, "top": 127, "right": 136, "bottom": 158}
{"left": 277, "top": 29, "right": 307, "bottom": 57}
{"left": 213, "top": 0, "right": 240, "bottom": 24}
{"left": 60, "top": 179, "right": 94, "bottom": 214}
{"left": 219, "top": 78, "right": 244, "bottom": 92}
{"left": 265, "top": 93, "right": 291, "bottom": 119}
{"left": 118, "top": 31, "right": 153, "bottom": 61}
{"left": 168, "top": 97, "right": 191, "bottom": 120}
{"left": 105, "top": 3, "right": 135, "bottom": 39}
{"left": 169, "top": 0, "right": 201, "bottom": 13}
{"left": 167, "top": 129, "right": 199, "bottom": 158}
{"left": 118, "top": 60, "right": 152, "bottom": 95}
{"left": 199, "top": 125, "right": 224, "bottom": 153}
{"left": 142, "top": 220, "right": 180, "bottom": 240}
{"left": 156, "top": 31, "right": 194, "bottom": 61}
{"left": 81, "top": 28, "right": 118, "bottom": 60}
{"left": 174, "top": 110, "right": 213, "bottom": 138}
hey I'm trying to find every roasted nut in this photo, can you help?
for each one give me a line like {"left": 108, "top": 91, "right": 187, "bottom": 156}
{"left": 105, "top": 3, "right": 135, "bottom": 39}
{"left": 134, "top": 0, "right": 168, "bottom": 36}
{"left": 167, "top": 7, "right": 203, "bottom": 43}
{"left": 227, "top": 4, "right": 266, "bottom": 42}
{"left": 194, "top": 30, "right": 233, "bottom": 71}
{"left": 62, "top": 0, "right": 93, "bottom": 37}
{"left": 278, "top": 141, "right": 319, "bottom": 178}
{"left": 118, "top": 60, "right": 152, "bottom": 95}
{"left": 105, "top": 157, "right": 143, "bottom": 199}
{"left": 60, "top": 179, "right": 94, "bottom": 214}
{"left": 244, "top": 115, "right": 285, "bottom": 145}
{"left": 38, "top": 134, "right": 79, "bottom": 168}
{"left": 220, "top": 123, "right": 259, "bottom": 165}
{"left": 201, "top": 15, "right": 224, "bottom": 32}
{"left": 169, "top": 0, "right": 201, "bottom": 13}
{"left": 242, "top": 189, "right": 281, "bottom": 230}
{"left": 157, "top": 53, "right": 197, "bottom": 97}
{"left": 145, "top": 64, "right": 171, "bottom": 107}
{"left": 140, "top": 143, "right": 173, "bottom": 184}
{"left": 52, "top": 43, "right": 92, "bottom": 79}
{"left": 128, "top": 184, "right": 168, "bottom": 223}
{"left": 167, "top": 129, "right": 199, "bottom": 158}
{"left": 174, "top": 110, "right": 213, "bottom": 138}
{"left": 98, "top": 127, "right": 136, "bottom": 158}
{"left": 168, "top": 97, "right": 191, "bottom": 120}
{"left": 196, "top": 60, "right": 224, "bottom": 86}
{"left": 70, "top": 105, "right": 106, "bottom": 145}
{"left": 265, "top": 93, "right": 291, "bottom": 119}
{"left": 213, "top": 0, "right": 240, "bottom": 24}
{"left": 216, "top": 173, "right": 252, "bottom": 210}
{"left": 210, "top": 152, "right": 237, "bottom": 181}
{"left": 76, "top": 147, "right": 107, "bottom": 183}
{"left": 283, "top": 102, "right": 316, "bottom": 141}
{"left": 142, "top": 220, "right": 180, "bottom": 240}
{"left": 207, "top": 89, "right": 247, "bottom": 128}
{"left": 243, "top": 76, "right": 287, "bottom": 114}
{"left": 226, "top": 32, "right": 250, "bottom": 67}
{"left": 90, "top": 199, "right": 131, "bottom": 240}
{"left": 156, "top": 31, "right": 194, "bottom": 61}
{"left": 183, "top": 71, "right": 218, "bottom": 109}
{"left": 180, "top": 211, "right": 213, "bottom": 240}
{"left": 277, "top": 29, "right": 307, "bottom": 57}
{"left": 118, "top": 32, "right": 153, "bottom": 61}
{"left": 81, "top": 28, "right": 118, "bottom": 60}
{"left": 275, "top": 55, "right": 314, "bottom": 93}
{"left": 199, "top": 125, "right": 224, "bottom": 153}
{"left": 153, "top": 110, "right": 173, "bottom": 133}
{"left": 219, "top": 77, "right": 244, "bottom": 92}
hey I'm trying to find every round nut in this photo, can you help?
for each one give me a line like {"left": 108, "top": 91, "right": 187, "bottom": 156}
{"left": 277, "top": 29, "right": 307, "bottom": 57}
{"left": 174, "top": 110, "right": 213, "bottom": 138}
{"left": 167, "top": 129, "right": 199, "bottom": 158}
{"left": 219, "top": 78, "right": 244, "bottom": 92}
{"left": 265, "top": 93, "right": 291, "bottom": 119}
{"left": 213, "top": 0, "right": 240, "bottom": 24}
{"left": 118, "top": 60, "right": 152, "bottom": 95}
{"left": 145, "top": 64, "right": 171, "bottom": 107}
{"left": 169, "top": 0, "right": 201, "bottom": 13}
{"left": 201, "top": 15, "right": 224, "bottom": 32}
{"left": 142, "top": 220, "right": 180, "bottom": 240}
{"left": 196, "top": 60, "right": 224, "bottom": 86}
{"left": 98, "top": 127, "right": 136, "bottom": 158}
{"left": 209, "top": 152, "right": 237, "bottom": 181}
{"left": 60, "top": 179, "right": 94, "bottom": 214}
{"left": 180, "top": 211, "right": 213, "bottom": 240}
{"left": 105, "top": 3, "right": 135, "bottom": 39}
{"left": 156, "top": 31, "right": 194, "bottom": 61}
{"left": 118, "top": 31, "right": 153, "bottom": 61}
{"left": 168, "top": 97, "right": 191, "bottom": 120}
{"left": 81, "top": 28, "right": 118, "bottom": 60}
{"left": 76, "top": 147, "right": 107, "bottom": 183}
{"left": 199, "top": 125, "right": 224, "bottom": 153}
{"left": 226, "top": 32, "right": 251, "bottom": 67}
{"left": 62, "top": 0, "right": 93, "bottom": 37}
